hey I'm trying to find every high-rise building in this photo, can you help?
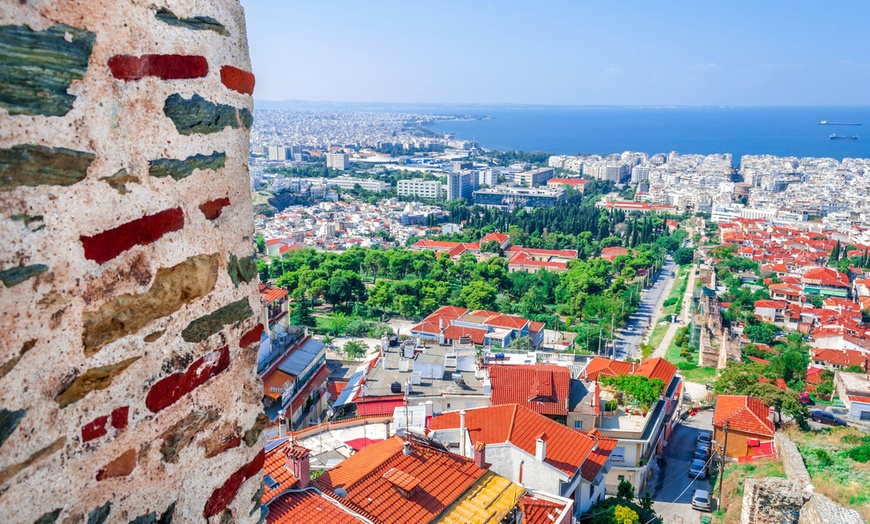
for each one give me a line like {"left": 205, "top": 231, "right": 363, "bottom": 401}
{"left": 397, "top": 178, "right": 442, "bottom": 200}
{"left": 515, "top": 167, "right": 555, "bottom": 187}
{"left": 326, "top": 151, "right": 349, "bottom": 170}
{"left": 631, "top": 166, "right": 650, "bottom": 183}
{"left": 447, "top": 171, "right": 474, "bottom": 201}
{"left": 478, "top": 169, "right": 496, "bottom": 187}
{"left": 268, "top": 145, "right": 289, "bottom": 161}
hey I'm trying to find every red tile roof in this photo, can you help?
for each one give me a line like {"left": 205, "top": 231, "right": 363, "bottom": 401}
{"left": 316, "top": 436, "right": 485, "bottom": 524}
{"left": 519, "top": 494, "right": 569, "bottom": 524}
{"left": 581, "top": 357, "right": 676, "bottom": 387}
{"left": 266, "top": 489, "right": 364, "bottom": 524}
{"left": 442, "top": 325, "right": 488, "bottom": 344}
{"left": 802, "top": 267, "right": 849, "bottom": 288}
{"left": 262, "top": 441, "right": 300, "bottom": 505}
{"left": 480, "top": 232, "right": 509, "bottom": 244}
{"left": 260, "top": 283, "right": 289, "bottom": 304}
{"left": 754, "top": 300, "right": 787, "bottom": 309}
{"left": 489, "top": 365, "right": 570, "bottom": 416}
{"left": 713, "top": 395, "right": 774, "bottom": 437}
{"left": 812, "top": 348, "right": 868, "bottom": 370}
{"left": 429, "top": 404, "right": 608, "bottom": 478}
{"left": 354, "top": 395, "right": 406, "bottom": 417}
{"left": 506, "top": 246, "right": 578, "bottom": 258}
{"left": 580, "top": 437, "right": 618, "bottom": 482}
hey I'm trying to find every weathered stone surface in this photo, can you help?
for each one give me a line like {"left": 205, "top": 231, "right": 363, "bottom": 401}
{"left": 0, "top": 264, "right": 48, "bottom": 287}
{"left": 99, "top": 169, "right": 139, "bottom": 194}
{"left": 148, "top": 151, "right": 225, "bottom": 181}
{"left": 0, "top": 24, "right": 95, "bottom": 116}
{"left": 0, "top": 408, "right": 26, "bottom": 448}
{"left": 81, "top": 414, "right": 109, "bottom": 443}
{"left": 220, "top": 65, "right": 255, "bottom": 95}
{"left": 80, "top": 207, "right": 185, "bottom": 264}
{"left": 143, "top": 330, "right": 165, "bottom": 343}
{"left": 199, "top": 196, "right": 231, "bottom": 220}
{"left": 181, "top": 298, "right": 253, "bottom": 343}
{"left": 243, "top": 413, "right": 269, "bottom": 447}
{"left": 155, "top": 7, "right": 229, "bottom": 36}
{"left": 145, "top": 347, "right": 230, "bottom": 413}
{"left": 128, "top": 502, "right": 175, "bottom": 524}
{"left": 33, "top": 509, "right": 61, "bottom": 524}
{"left": 108, "top": 54, "right": 208, "bottom": 81}
{"left": 96, "top": 448, "right": 136, "bottom": 481}
{"left": 0, "top": 339, "right": 36, "bottom": 379}
{"left": 203, "top": 450, "right": 264, "bottom": 517}
{"left": 159, "top": 410, "right": 219, "bottom": 463}
{"left": 10, "top": 214, "right": 45, "bottom": 230}
{"left": 81, "top": 253, "right": 218, "bottom": 356}
{"left": 238, "top": 323, "right": 264, "bottom": 349}
{"left": 204, "top": 434, "right": 241, "bottom": 459}
{"left": 163, "top": 94, "right": 253, "bottom": 135}
{"left": 86, "top": 502, "right": 111, "bottom": 524}
{"left": 227, "top": 254, "right": 256, "bottom": 287}
{"left": 0, "top": 436, "right": 65, "bottom": 485}
{"left": 0, "top": 145, "right": 94, "bottom": 191}
{"left": 55, "top": 357, "right": 140, "bottom": 408}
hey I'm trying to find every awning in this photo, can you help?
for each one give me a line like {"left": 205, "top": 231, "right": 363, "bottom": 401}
{"left": 344, "top": 437, "right": 384, "bottom": 451}
{"left": 262, "top": 369, "right": 294, "bottom": 400}
{"left": 356, "top": 398, "right": 406, "bottom": 417}
{"left": 333, "top": 370, "right": 364, "bottom": 408}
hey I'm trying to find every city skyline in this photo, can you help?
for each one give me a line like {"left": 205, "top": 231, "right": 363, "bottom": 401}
{"left": 245, "top": 0, "right": 870, "bottom": 106}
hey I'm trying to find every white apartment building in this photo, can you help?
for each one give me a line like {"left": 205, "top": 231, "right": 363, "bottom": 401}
{"left": 326, "top": 151, "right": 350, "bottom": 170}
{"left": 326, "top": 176, "right": 388, "bottom": 192}
{"left": 268, "top": 146, "right": 289, "bottom": 161}
{"left": 516, "top": 167, "right": 555, "bottom": 187}
{"left": 447, "top": 171, "right": 475, "bottom": 201}
{"left": 397, "top": 178, "right": 442, "bottom": 200}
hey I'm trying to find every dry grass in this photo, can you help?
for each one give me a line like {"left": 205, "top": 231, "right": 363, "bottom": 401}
{"left": 714, "top": 458, "right": 786, "bottom": 524}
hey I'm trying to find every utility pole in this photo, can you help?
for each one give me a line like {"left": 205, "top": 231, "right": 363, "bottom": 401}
{"left": 718, "top": 421, "right": 730, "bottom": 503}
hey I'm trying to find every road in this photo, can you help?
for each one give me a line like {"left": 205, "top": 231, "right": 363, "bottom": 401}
{"left": 652, "top": 410, "right": 715, "bottom": 524}
{"left": 613, "top": 256, "right": 677, "bottom": 360}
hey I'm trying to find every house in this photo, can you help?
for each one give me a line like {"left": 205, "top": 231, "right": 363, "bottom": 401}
{"left": 411, "top": 306, "right": 546, "bottom": 349}
{"left": 488, "top": 365, "right": 571, "bottom": 423}
{"left": 599, "top": 247, "right": 628, "bottom": 263}
{"left": 506, "top": 247, "right": 577, "bottom": 274}
{"left": 768, "top": 283, "right": 802, "bottom": 304}
{"left": 801, "top": 267, "right": 851, "bottom": 298}
{"left": 260, "top": 335, "right": 329, "bottom": 426}
{"left": 712, "top": 395, "right": 775, "bottom": 459}
{"left": 480, "top": 231, "right": 511, "bottom": 250}
{"left": 834, "top": 371, "right": 870, "bottom": 421}
{"left": 811, "top": 348, "right": 869, "bottom": 372}
{"left": 547, "top": 177, "right": 589, "bottom": 193}
{"left": 428, "top": 404, "right": 616, "bottom": 516}
{"left": 314, "top": 435, "right": 539, "bottom": 524}
{"left": 575, "top": 357, "right": 682, "bottom": 494}
{"left": 753, "top": 299, "right": 788, "bottom": 324}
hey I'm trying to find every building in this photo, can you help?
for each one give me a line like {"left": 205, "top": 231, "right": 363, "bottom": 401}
{"left": 429, "top": 404, "right": 616, "bottom": 516}
{"left": 516, "top": 167, "right": 555, "bottom": 187}
{"left": 473, "top": 186, "right": 566, "bottom": 210}
{"left": 577, "top": 357, "right": 682, "bottom": 494}
{"left": 410, "top": 306, "right": 546, "bottom": 350}
{"left": 326, "top": 151, "right": 350, "bottom": 170}
{"left": 397, "top": 178, "right": 442, "bottom": 200}
{"left": 488, "top": 365, "right": 572, "bottom": 423}
{"left": 268, "top": 145, "right": 289, "bottom": 161}
{"left": 479, "top": 168, "right": 497, "bottom": 187}
{"left": 260, "top": 335, "right": 329, "bottom": 428}
{"left": 712, "top": 395, "right": 775, "bottom": 459}
{"left": 834, "top": 371, "right": 870, "bottom": 421}
{"left": 631, "top": 166, "right": 650, "bottom": 183}
{"left": 326, "top": 175, "right": 388, "bottom": 192}
{"left": 547, "top": 177, "right": 589, "bottom": 193}
{"left": 447, "top": 170, "right": 475, "bottom": 201}
{"left": 506, "top": 246, "right": 577, "bottom": 273}
{"left": 812, "top": 348, "right": 869, "bottom": 371}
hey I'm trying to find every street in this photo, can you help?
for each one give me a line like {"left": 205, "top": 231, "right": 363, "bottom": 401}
{"left": 652, "top": 410, "right": 715, "bottom": 524}
{"left": 614, "top": 256, "right": 677, "bottom": 360}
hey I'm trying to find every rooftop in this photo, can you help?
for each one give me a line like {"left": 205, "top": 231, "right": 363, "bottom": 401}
{"left": 489, "top": 365, "right": 571, "bottom": 417}
{"left": 713, "top": 395, "right": 775, "bottom": 437}
{"left": 360, "top": 344, "right": 485, "bottom": 399}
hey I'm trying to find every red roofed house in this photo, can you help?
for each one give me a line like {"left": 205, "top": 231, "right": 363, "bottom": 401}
{"left": 576, "top": 357, "right": 682, "bottom": 494}
{"left": 429, "top": 404, "right": 616, "bottom": 516}
{"left": 834, "top": 371, "right": 870, "bottom": 421}
{"left": 480, "top": 231, "right": 511, "bottom": 250}
{"left": 713, "top": 395, "right": 775, "bottom": 459}
{"left": 753, "top": 299, "right": 787, "bottom": 324}
{"left": 489, "top": 365, "right": 571, "bottom": 422}
{"left": 506, "top": 246, "right": 578, "bottom": 274}
{"left": 802, "top": 267, "right": 851, "bottom": 298}
{"left": 812, "top": 348, "right": 869, "bottom": 372}
{"left": 411, "top": 306, "right": 545, "bottom": 349}
{"left": 600, "top": 247, "right": 629, "bottom": 263}
{"left": 547, "top": 177, "right": 589, "bottom": 193}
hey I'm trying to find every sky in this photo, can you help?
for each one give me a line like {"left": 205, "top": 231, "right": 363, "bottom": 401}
{"left": 243, "top": 1, "right": 870, "bottom": 106}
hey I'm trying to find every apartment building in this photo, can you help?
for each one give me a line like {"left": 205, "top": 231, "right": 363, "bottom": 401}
{"left": 397, "top": 178, "right": 442, "bottom": 200}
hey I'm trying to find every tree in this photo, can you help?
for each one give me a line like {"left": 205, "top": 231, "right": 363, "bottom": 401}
{"left": 519, "top": 286, "right": 548, "bottom": 316}
{"left": 509, "top": 336, "right": 535, "bottom": 352}
{"left": 616, "top": 480, "right": 636, "bottom": 501}
{"left": 745, "top": 382, "right": 809, "bottom": 426}
{"left": 343, "top": 340, "right": 367, "bottom": 359}
{"left": 829, "top": 240, "right": 841, "bottom": 265}
{"left": 815, "top": 370, "right": 834, "bottom": 398}
{"left": 639, "top": 491, "right": 654, "bottom": 513}
{"left": 290, "top": 298, "right": 315, "bottom": 327}
{"left": 613, "top": 506, "right": 639, "bottom": 524}
{"left": 672, "top": 247, "right": 695, "bottom": 266}
{"left": 600, "top": 375, "right": 665, "bottom": 412}
{"left": 714, "top": 362, "right": 764, "bottom": 395}
{"left": 845, "top": 364, "right": 867, "bottom": 373}
{"left": 255, "top": 233, "right": 266, "bottom": 254}
{"left": 743, "top": 322, "right": 778, "bottom": 346}
{"left": 480, "top": 240, "right": 501, "bottom": 253}
{"left": 458, "top": 280, "right": 498, "bottom": 311}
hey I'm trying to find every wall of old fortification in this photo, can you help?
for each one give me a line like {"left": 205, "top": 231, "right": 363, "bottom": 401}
{"left": 1, "top": 1, "right": 264, "bottom": 522}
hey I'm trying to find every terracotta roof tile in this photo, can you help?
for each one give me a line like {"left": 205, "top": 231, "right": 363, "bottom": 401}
{"left": 580, "top": 437, "right": 618, "bottom": 482}
{"left": 266, "top": 489, "right": 364, "bottom": 524}
{"left": 713, "top": 395, "right": 774, "bottom": 437}
{"left": 518, "top": 494, "right": 569, "bottom": 524}
{"left": 262, "top": 441, "right": 299, "bottom": 505}
{"left": 260, "top": 283, "right": 289, "bottom": 304}
{"left": 489, "top": 365, "right": 570, "bottom": 416}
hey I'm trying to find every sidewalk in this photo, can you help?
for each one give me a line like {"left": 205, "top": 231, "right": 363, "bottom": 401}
{"left": 651, "top": 267, "right": 697, "bottom": 360}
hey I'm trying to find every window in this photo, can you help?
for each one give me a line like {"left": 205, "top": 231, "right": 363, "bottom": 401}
{"left": 446, "top": 403, "right": 451, "bottom": 409}
{"left": 612, "top": 447, "right": 625, "bottom": 462}
{"left": 617, "top": 475, "right": 625, "bottom": 482}
{"left": 574, "top": 421, "right": 583, "bottom": 429}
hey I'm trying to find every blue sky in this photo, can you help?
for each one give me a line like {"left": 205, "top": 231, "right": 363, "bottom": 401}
{"left": 243, "top": 1, "right": 870, "bottom": 106}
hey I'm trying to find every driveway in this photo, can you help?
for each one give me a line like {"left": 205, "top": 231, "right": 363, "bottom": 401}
{"left": 652, "top": 410, "right": 714, "bottom": 524}
{"left": 614, "top": 257, "right": 677, "bottom": 360}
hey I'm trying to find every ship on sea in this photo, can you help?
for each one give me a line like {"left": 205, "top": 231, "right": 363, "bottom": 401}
{"left": 830, "top": 134, "right": 858, "bottom": 140}
{"left": 820, "top": 120, "right": 862, "bottom": 125}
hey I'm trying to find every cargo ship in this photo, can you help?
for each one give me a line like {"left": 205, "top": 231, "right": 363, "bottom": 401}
{"left": 830, "top": 134, "right": 858, "bottom": 140}
{"left": 820, "top": 120, "right": 861, "bottom": 125}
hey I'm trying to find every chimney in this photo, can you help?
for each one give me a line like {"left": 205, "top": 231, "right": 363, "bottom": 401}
{"left": 473, "top": 442, "right": 486, "bottom": 468}
{"left": 278, "top": 410, "right": 287, "bottom": 439}
{"left": 286, "top": 445, "right": 311, "bottom": 489}
{"left": 403, "top": 441, "right": 412, "bottom": 455}
{"left": 424, "top": 401, "right": 433, "bottom": 429}
{"left": 518, "top": 459, "right": 524, "bottom": 486}
{"left": 536, "top": 434, "right": 547, "bottom": 462}
{"left": 459, "top": 410, "right": 467, "bottom": 457}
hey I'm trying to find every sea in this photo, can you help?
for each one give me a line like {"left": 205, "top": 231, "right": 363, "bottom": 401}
{"left": 418, "top": 106, "right": 870, "bottom": 161}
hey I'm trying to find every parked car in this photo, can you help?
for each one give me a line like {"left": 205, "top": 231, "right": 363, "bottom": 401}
{"left": 689, "top": 459, "right": 708, "bottom": 479}
{"left": 693, "top": 450, "right": 709, "bottom": 462}
{"left": 692, "top": 489, "right": 712, "bottom": 511}
{"left": 799, "top": 393, "right": 812, "bottom": 404}
{"left": 811, "top": 410, "right": 848, "bottom": 427}
{"left": 697, "top": 430, "right": 713, "bottom": 444}
{"left": 696, "top": 440, "right": 711, "bottom": 453}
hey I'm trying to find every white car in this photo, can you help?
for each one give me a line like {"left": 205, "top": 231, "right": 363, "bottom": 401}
{"left": 692, "top": 489, "right": 711, "bottom": 511}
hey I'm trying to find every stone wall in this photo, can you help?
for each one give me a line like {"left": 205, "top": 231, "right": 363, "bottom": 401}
{"left": 1, "top": 2, "right": 264, "bottom": 522}
{"left": 798, "top": 493, "right": 864, "bottom": 524}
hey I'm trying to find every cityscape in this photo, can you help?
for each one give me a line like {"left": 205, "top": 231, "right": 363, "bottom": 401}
{"left": 3, "top": 2, "right": 870, "bottom": 524}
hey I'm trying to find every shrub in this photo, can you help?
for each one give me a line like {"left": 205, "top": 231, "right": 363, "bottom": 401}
{"left": 663, "top": 297, "right": 678, "bottom": 307}
{"left": 677, "top": 362, "right": 697, "bottom": 370}
{"left": 844, "top": 444, "right": 870, "bottom": 463}
{"left": 605, "top": 399, "right": 619, "bottom": 412}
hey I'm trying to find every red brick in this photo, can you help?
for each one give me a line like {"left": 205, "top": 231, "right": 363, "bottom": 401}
{"left": 145, "top": 346, "right": 230, "bottom": 413}
{"left": 96, "top": 448, "right": 136, "bottom": 481}
{"left": 203, "top": 449, "right": 264, "bottom": 517}
{"left": 108, "top": 54, "right": 208, "bottom": 81}
{"left": 81, "top": 415, "right": 108, "bottom": 443}
{"left": 220, "top": 65, "right": 255, "bottom": 95}
{"left": 239, "top": 323, "right": 264, "bottom": 348}
{"left": 110, "top": 406, "right": 129, "bottom": 429}
{"left": 198, "top": 197, "right": 230, "bottom": 220}
{"left": 81, "top": 207, "right": 184, "bottom": 264}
